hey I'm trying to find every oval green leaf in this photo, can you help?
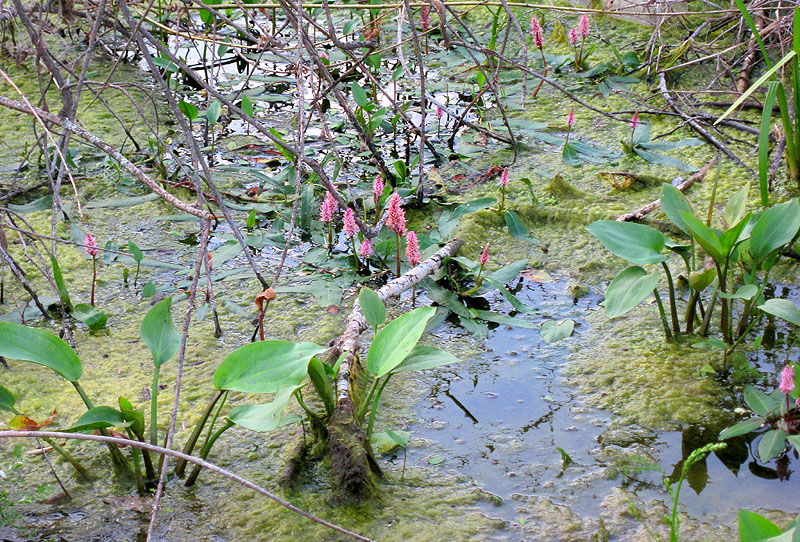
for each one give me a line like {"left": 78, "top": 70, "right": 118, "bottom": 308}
{"left": 73, "top": 303, "right": 108, "bottom": 330}
{"left": 540, "top": 319, "right": 575, "bottom": 344}
{"left": 359, "top": 287, "right": 386, "bottom": 329}
{"left": 68, "top": 406, "right": 132, "bottom": 433}
{"left": 391, "top": 344, "right": 461, "bottom": 374}
{"left": 141, "top": 297, "right": 181, "bottom": 368}
{"left": 744, "top": 384, "right": 779, "bottom": 416}
{"left": 128, "top": 241, "right": 143, "bottom": 263}
{"left": 719, "top": 417, "right": 765, "bottom": 440}
{"left": 680, "top": 211, "right": 724, "bottom": 263}
{"left": 603, "top": 266, "right": 659, "bottom": 318}
{"left": 750, "top": 199, "right": 800, "bottom": 261}
{"left": 213, "top": 341, "right": 325, "bottom": 393}
{"left": 0, "top": 385, "right": 19, "bottom": 414}
{"left": 660, "top": 183, "right": 694, "bottom": 234}
{"left": 367, "top": 306, "right": 436, "bottom": 378}
{"left": 0, "top": 322, "right": 82, "bottom": 381}
{"left": 759, "top": 298, "right": 800, "bottom": 326}
{"left": 738, "top": 510, "right": 783, "bottom": 542}
{"left": 585, "top": 221, "right": 667, "bottom": 264}
{"left": 227, "top": 386, "right": 301, "bottom": 432}
{"left": 758, "top": 428, "right": 787, "bottom": 463}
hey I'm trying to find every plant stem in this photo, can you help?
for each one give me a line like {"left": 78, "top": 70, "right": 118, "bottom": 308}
{"left": 41, "top": 436, "right": 90, "bottom": 480}
{"left": 185, "top": 420, "right": 234, "bottom": 486}
{"left": 90, "top": 257, "right": 96, "bottom": 306}
{"left": 150, "top": 365, "right": 160, "bottom": 446}
{"left": 175, "top": 389, "right": 224, "bottom": 476}
{"left": 661, "top": 262, "right": 680, "bottom": 337}
{"left": 396, "top": 232, "right": 401, "bottom": 276}
{"left": 366, "top": 375, "right": 392, "bottom": 441}
{"left": 653, "top": 289, "right": 673, "bottom": 342}
{"left": 359, "top": 376, "right": 381, "bottom": 422}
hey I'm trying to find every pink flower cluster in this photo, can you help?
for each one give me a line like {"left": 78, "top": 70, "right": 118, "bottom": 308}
{"left": 420, "top": 5, "right": 431, "bottom": 31}
{"left": 359, "top": 238, "right": 373, "bottom": 258}
{"left": 405, "top": 231, "right": 421, "bottom": 267}
{"left": 567, "top": 107, "right": 575, "bottom": 129}
{"left": 373, "top": 174, "right": 385, "bottom": 205}
{"left": 530, "top": 17, "right": 543, "bottom": 49}
{"left": 85, "top": 233, "right": 99, "bottom": 258}
{"left": 780, "top": 364, "right": 796, "bottom": 395}
{"left": 320, "top": 191, "right": 338, "bottom": 223}
{"left": 343, "top": 208, "right": 358, "bottom": 239}
{"left": 578, "top": 14, "right": 590, "bottom": 38}
{"left": 480, "top": 243, "right": 490, "bottom": 266}
{"left": 500, "top": 167, "right": 509, "bottom": 187}
{"left": 386, "top": 193, "right": 407, "bottom": 235}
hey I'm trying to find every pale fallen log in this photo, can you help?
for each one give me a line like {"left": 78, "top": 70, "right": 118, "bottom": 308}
{"left": 615, "top": 157, "right": 718, "bottom": 222}
{"left": 327, "top": 238, "right": 462, "bottom": 500}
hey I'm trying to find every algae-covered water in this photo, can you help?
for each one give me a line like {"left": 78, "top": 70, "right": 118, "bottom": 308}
{"left": 2, "top": 4, "right": 800, "bottom": 541}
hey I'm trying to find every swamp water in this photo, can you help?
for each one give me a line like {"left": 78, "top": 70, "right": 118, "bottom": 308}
{"left": 2, "top": 8, "right": 800, "bottom": 542}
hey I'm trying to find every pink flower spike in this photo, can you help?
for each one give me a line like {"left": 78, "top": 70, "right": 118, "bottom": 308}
{"left": 420, "top": 5, "right": 431, "bottom": 31}
{"left": 343, "top": 208, "right": 358, "bottom": 239}
{"left": 373, "top": 174, "right": 385, "bottom": 205}
{"left": 630, "top": 111, "right": 641, "bottom": 130}
{"left": 386, "top": 193, "right": 407, "bottom": 235}
{"left": 320, "top": 191, "right": 337, "bottom": 223}
{"left": 530, "top": 17, "right": 543, "bottom": 49}
{"left": 780, "top": 364, "right": 796, "bottom": 395}
{"left": 569, "top": 27, "right": 579, "bottom": 45}
{"left": 320, "top": 51, "right": 329, "bottom": 60}
{"left": 405, "top": 230, "right": 421, "bottom": 267}
{"left": 567, "top": 107, "right": 575, "bottom": 129}
{"left": 84, "top": 233, "right": 99, "bottom": 258}
{"left": 579, "top": 14, "right": 590, "bottom": 38}
{"left": 359, "top": 238, "right": 373, "bottom": 258}
{"left": 500, "top": 167, "right": 509, "bottom": 187}
{"left": 480, "top": 243, "right": 490, "bottom": 266}
{"left": 436, "top": 106, "right": 444, "bottom": 120}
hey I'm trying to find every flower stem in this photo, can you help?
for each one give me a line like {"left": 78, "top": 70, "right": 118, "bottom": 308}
{"left": 90, "top": 257, "right": 97, "bottom": 306}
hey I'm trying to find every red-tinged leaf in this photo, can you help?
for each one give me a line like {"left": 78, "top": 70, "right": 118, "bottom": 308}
{"left": 6, "top": 410, "right": 56, "bottom": 431}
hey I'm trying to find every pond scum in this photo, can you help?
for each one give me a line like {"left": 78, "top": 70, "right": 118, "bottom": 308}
{"left": 1, "top": 0, "right": 800, "bottom": 540}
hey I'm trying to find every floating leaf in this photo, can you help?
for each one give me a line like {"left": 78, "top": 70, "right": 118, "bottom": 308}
{"left": 213, "top": 341, "right": 325, "bottom": 393}
{"left": 719, "top": 417, "right": 765, "bottom": 440}
{"left": 719, "top": 285, "right": 759, "bottom": 300}
{"left": 758, "top": 429, "right": 787, "bottom": 462}
{"left": 141, "top": 297, "right": 181, "bottom": 368}
{"left": 0, "top": 322, "right": 81, "bottom": 381}
{"left": 391, "top": 344, "right": 461, "bottom": 373}
{"left": 428, "top": 455, "right": 445, "bottom": 465}
{"left": 744, "top": 385, "right": 779, "bottom": 416}
{"left": 540, "top": 319, "right": 574, "bottom": 344}
{"left": 73, "top": 303, "right": 107, "bottom": 330}
{"left": 504, "top": 211, "right": 537, "bottom": 243}
{"left": 367, "top": 307, "right": 436, "bottom": 378}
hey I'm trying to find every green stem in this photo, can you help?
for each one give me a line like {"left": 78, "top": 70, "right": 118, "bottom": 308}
{"left": 194, "top": 390, "right": 228, "bottom": 464}
{"left": 41, "top": 436, "right": 90, "bottom": 480}
{"left": 294, "top": 389, "right": 315, "bottom": 420}
{"left": 175, "top": 389, "right": 225, "bottom": 476}
{"left": 185, "top": 420, "right": 234, "bottom": 487}
{"left": 359, "top": 376, "right": 381, "bottom": 422}
{"left": 366, "top": 375, "right": 392, "bottom": 441}
{"left": 125, "top": 428, "right": 146, "bottom": 494}
{"left": 396, "top": 233, "right": 401, "bottom": 276}
{"left": 699, "top": 282, "right": 720, "bottom": 336}
{"left": 150, "top": 365, "right": 160, "bottom": 446}
{"left": 653, "top": 289, "right": 673, "bottom": 342}
{"left": 71, "top": 381, "right": 94, "bottom": 409}
{"left": 661, "top": 262, "right": 680, "bottom": 337}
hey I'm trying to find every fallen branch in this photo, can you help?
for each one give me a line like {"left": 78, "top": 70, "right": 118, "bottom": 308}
{"left": 616, "top": 157, "right": 718, "bottom": 222}
{"left": 0, "top": 430, "right": 374, "bottom": 542}
{"left": 327, "top": 238, "right": 462, "bottom": 499}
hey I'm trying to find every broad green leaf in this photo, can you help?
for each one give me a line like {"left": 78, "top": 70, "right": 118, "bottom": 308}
{"left": 541, "top": 319, "right": 574, "bottom": 344}
{"left": 391, "top": 344, "right": 461, "bottom": 373}
{"left": 119, "top": 396, "right": 145, "bottom": 438}
{"left": 142, "top": 282, "right": 156, "bottom": 298}
{"left": 128, "top": 241, "right": 143, "bottom": 263}
{"left": 367, "top": 307, "right": 436, "bottom": 378}
{"left": 213, "top": 341, "right": 325, "bottom": 393}
{"left": 448, "top": 198, "right": 497, "bottom": 220}
{"left": 758, "top": 429, "right": 787, "bottom": 462}
{"left": 51, "top": 255, "right": 73, "bottom": 312}
{"left": 719, "top": 417, "right": 765, "bottom": 440}
{"left": 141, "top": 297, "right": 181, "bottom": 368}
{"left": 680, "top": 212, "right": 724, "bottom": 263}
{"left": 504, "top": 211, "right": 537, "bottom": 243}
{"left": 603, "top": 266, "right": 659, "bottom": 318}
{"left": 472, "top": 309, "right": 537, "bottom": 329}
{"left": 352, "top": 81, "right": 369, "bottom": 108}
{"left": 788, "top": 434, "right": 800, "bottom": 454}
{"left": 744, "top": 384, "right": 779, "bottom": 416}
{"left": 227, "top": 386, "right": 301, "bottom": 432}
{"left": 207, "top": 100, "right": 222, "bottom": 125}
{"left": 562, "top": 143, "right": 580, "bottom": 166}
{"left": 719, "top": 213, "right": 752, "bottom": 254}
{"left": 308, "top": 357, "right": 334, "bottom": 415}
{"left": 0, "top": 322, "right": 81, "bottom": 381}
{"left": 759, "top": 298, "right": 800, "bottom": 326}
{"left": 178, "top": 99, "right": 198, "bottom": 121}
{"left": 487, "top": 259, "right": 528, "bottom": 284}
{"left": 68, "top": 406, "right": 131, "bottom": 432}
{"left": 241, "top": 95, "right": 254, "bottom": 118}
{"left": 359, "top": 287, "right": 386, "bottom": 329}
{"left": 689, "top": 268, "right": 716, "bottom": 292}
{"left": 739, "top": 510, "right": 783, "bottom": 542}
{"left": 750, "top": 199, "right": 800, "bottom": 261}
{"left": 725, "top": 183, "right": 750, "bottom": 227}
{"left": 73, "top": 303, "right": 107, "bottom": 330}
{"left": 660, "top": 183, "right": 694, "bottom": 235}
{"left": 0, "top": 385, "right": 18, "bottom": 414}
{"left": 719, "top": 284, "right": 759, "bottom": 300}
{"left": 585, "top": 221, "right": 666, "bottom": 264}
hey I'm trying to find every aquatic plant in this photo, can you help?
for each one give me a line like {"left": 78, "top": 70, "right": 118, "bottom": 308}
{"left": 386, "top": 193, "right": 407, "bottom": 276}
{"left": 84, "top": 233, "right": 99, "bottom": 306}
{"left": 498, "top": 167, "right": 509, "bottom": 211}
{"left": 737, "top": 510, "right": 800, "bottom": 541}
{"left": 588, "top": 188, "right": 800, "bottom": 345}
